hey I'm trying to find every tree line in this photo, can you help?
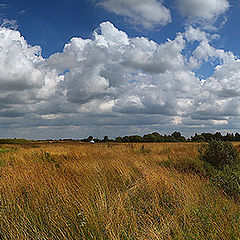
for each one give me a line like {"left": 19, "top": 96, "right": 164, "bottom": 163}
{"left": 81, "top": 131, "right": 240, "bottom": 143}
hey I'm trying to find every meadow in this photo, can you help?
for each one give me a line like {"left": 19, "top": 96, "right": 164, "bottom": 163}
{"left": 0, "top": 142, "right": 239, "bottom": 239}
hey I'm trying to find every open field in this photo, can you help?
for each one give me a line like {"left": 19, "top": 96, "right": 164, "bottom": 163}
{"left": 0, "top": 142, "right": 239, "bottom": 239}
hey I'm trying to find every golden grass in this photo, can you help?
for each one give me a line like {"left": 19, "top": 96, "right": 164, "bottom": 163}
{"left": 0, "top": 142, "right": 239, "bottom": 239}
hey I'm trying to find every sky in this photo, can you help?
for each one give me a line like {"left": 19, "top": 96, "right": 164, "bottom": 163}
{"left": 0, "top": 0, "right": 240, "bottom": 139}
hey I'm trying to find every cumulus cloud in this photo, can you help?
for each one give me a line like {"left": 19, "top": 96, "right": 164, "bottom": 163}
{"left": 122, "top": 33, "right": 185, "bottom": 73}
{"left": 184, "top": 26, "right": 211, "bottom": 42}
{"left": 0, "top": 27, "right": 61, "bottom": 120}
{"left": 95, "top": 0, "right": 171, "bottom": 28}
{"left": 0, "top": 28, "right": 43, "bottom": 91}
{"left": 1, "top": 21, "right": 240, "bottom": 138}
{"left": 53, "top": 22, "right": 240, "bottom": 125}
{"left": 204, "top": 60, "right": 240, "bottom": 98}
{"left": 47, "top": 22, "right": 192, "bottom": 116}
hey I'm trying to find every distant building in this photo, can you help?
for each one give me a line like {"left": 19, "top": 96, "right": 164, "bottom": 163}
{"left": 90, "top": 140, "right": 95, "bottom": 144}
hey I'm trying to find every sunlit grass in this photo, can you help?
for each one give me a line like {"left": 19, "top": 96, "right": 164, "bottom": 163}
{"left": 0, "top": 142, "right": 239, "bottom": 239}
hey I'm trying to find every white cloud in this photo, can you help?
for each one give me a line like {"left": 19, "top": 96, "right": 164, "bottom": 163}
{"left": 20, "top": 10, "right": 26, "bottom": 15}
{"left": 0, "top": 3, "right": 7, "bottom": 8}
{"left": 176, "top": 0, "right": 229, "bottom": 20}
{"left": 49, "top": 22, "right": 195, "bottom": 118}
{"left": 96, "top": 0, "right": 171, "bottom": 28}
{"left": 123, "top": 33, "right": 185, "bottom": 73}
{"left": 184, "top": 26, "right": 235, "bottom": 70}
{"left": 0, "top": 27, "right": 61, "bottom": 119}
{"left": 2, "top": 21, "right": 240, "bottom": 137}
{"left": 175, "top": 0, "right": 230, "bottom": 30}
{"left": 172, "top": 116, "right": 182, "bottom": 125}
{"left": 0, "top": 27, "right": 43, "bottom": 92}
{"left": 94, "top": 21, "right": 129, "bottom": 47}
{"left": 211, "top": 120, "right": 228, "bottom": 125}
{"left": 204, "top": 60, "right": 240, "bottom": 98}
{"left": 1, "top": 18, "right": 18, "bottom": 30}
{"left": 184, "top": 26, "right": 209, "bottom": 42}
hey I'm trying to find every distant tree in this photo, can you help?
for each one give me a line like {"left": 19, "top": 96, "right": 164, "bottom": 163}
{"left": 93, "top": 138, "right": 101, "bottom": 143}
{"left": 129, "top": 135, "right": 143, "bottom": 142}
{"left": 201, "top": 133, "right": 214, "bottom": 142}
{"left": 115, "top": 137, "right": 122, "bottom": 142}
{"left": 163, "top": 134, "right": 173, "bottom": 142}
{"left": 86, "top": 136, "right": 93, "bottom": 142}
{"left": 171, "top": 131, "right": 181, "bottom": 139}
{"left": 143, "top": 132, "right": 164, "bottom": 142}
{"left": 171, "top": 131, "right": 185, "bottom": 142}
{"left": 122, "top": 136, "right": 130, "bottom": 143}
{"left": 143, "top": 133, "right": 158, "bottom": 142}
{"left": 235, "top": 132, "right": 240, "bottom": 141}
{"left": 191, "top": 134, "right": 205, "bottom": 142}
{"left": 102, "top": 136, "right": 109, "bottom": 142}
{"left": 224, "top": 133, "right": 234, "bottom": 142}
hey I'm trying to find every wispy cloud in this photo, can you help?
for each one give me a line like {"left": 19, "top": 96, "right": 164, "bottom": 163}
{"left": 0, "top": 3, "right": 7, "bottom": 8}
{"left": 94, "top": 0, "right": 171, "bottom": 29}
{"left": 1, "top": 18, "right": 18, "bottom": 29}
{"left": 20, "top": 9, "right": 26, "bottom": 15}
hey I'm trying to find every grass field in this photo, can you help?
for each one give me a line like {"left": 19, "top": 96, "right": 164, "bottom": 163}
{"left": 0, "top": 142, "right": 239, "bottom": 239}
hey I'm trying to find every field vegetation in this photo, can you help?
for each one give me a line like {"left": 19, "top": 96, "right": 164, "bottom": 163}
{"left": 0, "top": 142, "right": 239, "bottom": 239}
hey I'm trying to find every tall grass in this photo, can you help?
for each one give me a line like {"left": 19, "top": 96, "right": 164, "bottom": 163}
{"left": 0, "top": 142, "right": 239, "bottom": 239}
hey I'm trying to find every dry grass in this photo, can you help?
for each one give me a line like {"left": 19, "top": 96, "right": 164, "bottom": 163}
{"left": 0, "top": 142, "right": 239, "bottom": 239}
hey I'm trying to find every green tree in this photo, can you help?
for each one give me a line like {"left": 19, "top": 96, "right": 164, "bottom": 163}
{"left": 102, "top": 136, "right": 109, "bottom": 142}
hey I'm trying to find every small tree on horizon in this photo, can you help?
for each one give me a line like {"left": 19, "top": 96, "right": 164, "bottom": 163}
{"left": 102, "top": 136, "right": 109, "bottom": 142}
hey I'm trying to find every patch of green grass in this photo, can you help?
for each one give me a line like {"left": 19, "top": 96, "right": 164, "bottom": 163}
{"left": 0, "top": 158, "right": 7, "bottom": 167}
{"left": 0, "top": 139, "right": 32, "bottom": 144}
{"left": 160, "top": 157, "right": 203, "bottom": 174}
{"left": 0, "top": 148, "right": 10, "bottom": 167}
{"left": 0, "top": 148, "right": 10, "bottom": 154}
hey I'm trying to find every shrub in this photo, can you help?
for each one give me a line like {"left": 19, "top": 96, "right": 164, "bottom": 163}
{"left": 199, "top": 141, "right": 239, "bottom": 168}
{"left": 205, "top": 163, "right": 240, "bottom": 198}
{"left": 199, "top": 141, "right": 240, "bottom": 198}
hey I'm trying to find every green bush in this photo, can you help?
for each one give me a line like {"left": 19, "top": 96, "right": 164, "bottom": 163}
{"left": 199, "top": 141, "right": 239, "bottom": 168}
{"left": 203, "top": 162, "right": 240, "bottom": 198}
{"left": 199, "top": 141, "right": 240, "bottom": 199}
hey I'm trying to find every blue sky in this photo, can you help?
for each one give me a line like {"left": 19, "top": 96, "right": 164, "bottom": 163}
{"left": 3, "top": 0, "right": 184, "bottom": 57}
{"left": 3, "top": 0, "right": 239, "bottom": 56}
{"left": 0, "top": 0, "right": 240, "bottom": 139}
